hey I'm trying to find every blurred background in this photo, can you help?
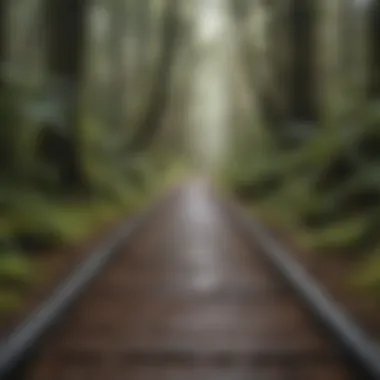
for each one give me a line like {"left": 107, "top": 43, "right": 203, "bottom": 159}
{"left": 0, "top": 0, "right": 380, "bottom": 327}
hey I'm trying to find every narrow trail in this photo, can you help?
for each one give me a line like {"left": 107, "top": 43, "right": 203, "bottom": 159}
{"left": 28, "top": 180, "right": 352, "bottom": 380}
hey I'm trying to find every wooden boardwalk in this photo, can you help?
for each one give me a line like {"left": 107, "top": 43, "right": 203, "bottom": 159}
{"left": 28, "top": 180, "right": 352, "bottom": 379}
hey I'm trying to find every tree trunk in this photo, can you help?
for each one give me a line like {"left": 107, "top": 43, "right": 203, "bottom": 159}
{"left": 289, "top": 0, "right": 317, "bottom": 122}
{"left": 107, "top": 1, "right": 128, "bottom": 135}
{"left": 369, "top": 0, "right": 380, "bottom": 98}
{"left": 128, "top": 0, "right": 180, "bottom": 152}
{"left": 44, "top": 0, "right": 88, "bottom": 190}
{"left": 0, "top": 0, "right": 6, "bottom": 87}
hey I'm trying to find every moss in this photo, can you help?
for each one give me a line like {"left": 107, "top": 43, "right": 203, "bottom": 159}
{"left": 0, "top": 152, "right": 187, "bottom": 313}
{"left": 225, "top": 102, "right": 380, "bottom": 294}
{"left": 0, "top": 254, "right": 32, "bottom": 283}
{"left": 299, "top": 217, "right": 369, "bottom": 253}
{"left": 354, "top": 255, "right": 380, "bottom": 296}
{"left": 0, "top": 291, "right": 24, "bottom": 313}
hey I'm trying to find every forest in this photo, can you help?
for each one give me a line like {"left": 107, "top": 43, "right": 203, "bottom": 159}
{"left": 226, "top": 0, "right": 380, "bottom": 306}
{"left": 1, "top": 0, "right": 380, "bottom": 323}
{"left": 0, "top": 0, "right": 192, "bottom": 316}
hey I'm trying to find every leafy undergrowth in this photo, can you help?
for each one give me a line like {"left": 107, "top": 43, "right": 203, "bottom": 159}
{"left": 0, "top": 152, "right": 191, "bottom": 315}
{"left": 224, "top": 104, "right": 380, "bottom": 301}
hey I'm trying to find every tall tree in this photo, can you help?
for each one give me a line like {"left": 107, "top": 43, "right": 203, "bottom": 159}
{"left": 107, "top": 0, "right": 129, "bottom": 135}
{"left": 128, "top": 0, "right": 181, "bottom": 152}
{"left": 44, "top": 0, "right": 89, "bottom": 190}
{"left": 369, "top": 0, "right": 380, "bottom": 98}
{"left": 0, "top": 0, "right": 6, "bottom": 87}
{"left": 289, "top": 0, "right": 317, "bottom": 122}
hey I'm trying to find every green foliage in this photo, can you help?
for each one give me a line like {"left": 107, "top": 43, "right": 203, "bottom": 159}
{"left": 0, "top": 152, "right": 185, "bottom": 314}
{"left": 0, "top": 0, "right": 188, "bottom": 319}
{"left": 355, "top": 255, "right": 380, "bottom": 297}
{"left": 0, "top": 93, "right": 187, "bottom": 315}
{"left": 226, "top": 103, "right": 380, "bottom": 296}
{"left": 0, "top": 222, "right": 34, "bottom": 315}
{"left": 225, "top": 134, "right": 288, "bottom": 200}
{"left": 0, "top": 254, "right": 32, "bottom": 283}
{"left": 0, "top": 291, "right": 25, "bottom": 313}
{"left": 299, "top": 217, "right": 370, "bottom": 254}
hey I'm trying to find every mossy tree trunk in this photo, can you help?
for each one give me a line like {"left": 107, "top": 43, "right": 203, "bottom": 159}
{"left": 263, "top": 0, "right": 292, "bottom": 131}
{"left": 316, "top": 0, "right": 349, "bottom": 127}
